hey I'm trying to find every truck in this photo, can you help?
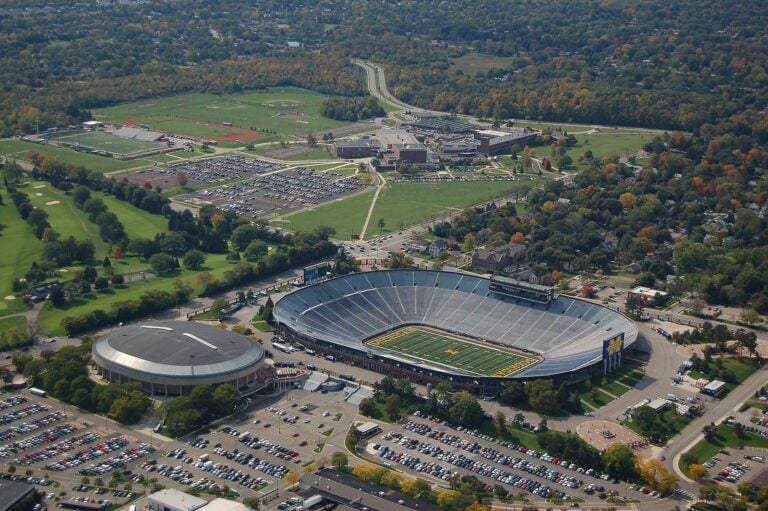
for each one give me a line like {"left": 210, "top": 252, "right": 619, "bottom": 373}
{"left": 29, "top": 387, "right": 46, "bottom": 398}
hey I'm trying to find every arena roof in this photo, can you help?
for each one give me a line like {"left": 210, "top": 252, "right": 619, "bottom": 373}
{"left": 274, "top": 270, "right": 638, "bottom": 379}
{"left": 92, "top": 321, "right": 264, "bottom": 380}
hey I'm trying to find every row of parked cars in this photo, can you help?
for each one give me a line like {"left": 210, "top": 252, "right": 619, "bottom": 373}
{"left": 1, "top": 423, "right": 78, "bottom": 455}
{"left": 210, "top": 445, "right": 291, "bottom": 478}
{"left": 0, "top": 395, "right": 27, "bottom": 411}
{"left": 0, "top": 404, "right": 51, "bottom": 428}
{"left": 0, "top": 411, "right": 68, "bottom": 447}
{"left": 76, "top": 443, "right": 155, "bottom": 476}
{"left": 17, "top": 431, "right": 99, "bottom": 465}
{"left": 47, "top": 436, "right": 131, "bottom": 471}
{"left": 237, "top": 434, "right": 302, "bottom": 460}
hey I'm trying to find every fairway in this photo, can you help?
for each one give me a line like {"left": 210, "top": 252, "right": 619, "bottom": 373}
{"left": 368, "top": 326, "right": 537, "bottom": 377}
{"left": 92, "top": 87, "right": 349, "bottom": 139}
{"left": 0, "top": 190, "right": 43, "bottom": 314}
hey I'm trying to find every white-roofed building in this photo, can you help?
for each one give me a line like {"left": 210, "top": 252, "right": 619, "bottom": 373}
{"left": 149, "top": 489, "right": 206, "bottom": 511}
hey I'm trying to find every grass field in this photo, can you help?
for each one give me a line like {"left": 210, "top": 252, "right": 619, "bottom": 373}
{"left": 0, "top": 190, "right": 43, "bottom": 315}
{"left": 0, "top": 140, "right": 152, "bottom": 173}
{"left": 450, "top": 53, "right": 517, "bottom": 75}
{"left": 365, "top": 180, "right": 534, "bottom": 238}
{"left": 272, "top": 189, "right": 375, "bottom": 238}
{"left": 0, "top": 315, "right": 27, "bottom": 333}
{"left": 368, "top": 326, "right": 537, "bottom": 377}
{"left": 92, "top": 87, "right": 349, "bottom": 139}
{"left": 54, "top": 132, "right": 164, "bottom": 154}
{"left": 274, "top": 180, "right": 534, "bottom": 239}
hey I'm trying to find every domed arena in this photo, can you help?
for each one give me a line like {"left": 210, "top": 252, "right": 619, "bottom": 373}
{"left": 274, "top": 270, "right": 638, "bottom": 389}
{"left": 92, "top": 320, "right": 267, "bottom": 396}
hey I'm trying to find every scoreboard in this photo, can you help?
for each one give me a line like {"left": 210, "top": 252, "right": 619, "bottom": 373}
{"left": 602, "top": 334, "right": 624, "bottom": 359}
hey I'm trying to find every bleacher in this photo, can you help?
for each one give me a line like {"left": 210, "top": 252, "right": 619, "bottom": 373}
{"left": 274, "top": 270, "right": 638, "bottom": 378}
{"left": 114, "top": 126, "right": 163, "bottom": 142}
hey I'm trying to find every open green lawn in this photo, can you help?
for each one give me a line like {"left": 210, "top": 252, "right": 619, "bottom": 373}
{"left": 0, "top": 315, "right": 27, "bottom": 333}
{"left": 0, "top": 140, "right": 152, "bottom": 173}
{"left": 271, "top": 188, "right": 375, "bottom": 239}
{"left": 554, "top": 133, "right": 656, "bottom": 172}
{"left": 450, "top": 53, "right": 517, "bottom": 75}
{"left": 604, "top": 380, "right": 631, "bottom": 397}
{"left": 54, "top": 132, "right": 164, "bottom": 154}
{"left": 0, "top": 190, "right": 43, "bottom": 315}
{"left": 92, "top": 87, "right": 349, "bottom": 139}
{"left": 36, "top": 253, "right": 236, "bottom": 335}
{"left": 365, "top": 180, "right": 534, "bottom": 239}
{"left": 368, "top": 326, "right": 537, "bottom": 377}
{"left": 680, "top": 424, "right": 768, "bottom": 473}
{"left": 272, "top": 180, "right": 534, "bottom": 239}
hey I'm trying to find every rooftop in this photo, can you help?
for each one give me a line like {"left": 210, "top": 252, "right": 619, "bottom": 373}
{"left": 377, "top": 129, "right": 418, "bottom": 147}
{"left": 92, "top": 321, "right": 264, "bottom": 377}
{"left": 149, "top": 489, "right": 207, "bottom": 511}
{"left": 0, "top": 480, "right": 34, "bottom": 511}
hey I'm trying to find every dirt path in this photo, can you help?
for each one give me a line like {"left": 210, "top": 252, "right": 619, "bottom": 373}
{"left": 359, "top": 167, "right": 386, "bottom": 240}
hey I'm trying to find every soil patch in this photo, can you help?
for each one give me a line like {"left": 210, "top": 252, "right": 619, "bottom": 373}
{"left": 276, "top": 112, "right": 307, "bottom": 120}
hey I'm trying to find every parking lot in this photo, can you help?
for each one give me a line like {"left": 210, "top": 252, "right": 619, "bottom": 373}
{"left": 179, "top": 167, "right": 363, "bottom": 218}
{"left": 0, "top": 390, "right": 155, "bottom": 509}
{"left": 364, "top": 415, "right": 659, "bottom": 506}
{"left": 128, "top": 155, "right": 278, "bottom": 188}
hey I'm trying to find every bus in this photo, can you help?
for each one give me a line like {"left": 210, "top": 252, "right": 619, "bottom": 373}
{"left": 29, "top": 387, "right": 46, "bottom": 398}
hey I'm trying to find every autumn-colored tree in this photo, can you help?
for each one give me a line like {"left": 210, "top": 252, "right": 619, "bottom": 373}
{"left": 688, "top": 464, "right": 707, "bottom": 481}
{"left": 284, "top": 471, "right": 300, "bottom": 485}
{"left": 112, "top": 245, "right": 122, "bottom": 259}
{"left": 636, "top": 459, "right": 678, "bottom": 496}
{"left": 619, "top": 192, "right": 636, "bottom": 208}
{"left": 177, "top": 171, "right": 188, "bottom": 187}
{"left": 510, "top": 232, "right": 525, "bottom": 244}
{"left": 581, "top": 283, "right": 595, "bottom": 298}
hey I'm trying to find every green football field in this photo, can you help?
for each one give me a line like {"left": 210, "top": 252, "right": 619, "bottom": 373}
{"left": 368, "top": 327, "right": 537, "bottom": 377}
{"left": 55, "top": 131, "right": 164, "bottom": 154}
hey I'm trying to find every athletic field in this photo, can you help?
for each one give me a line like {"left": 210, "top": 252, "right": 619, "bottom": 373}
{"left": 55, "top": 132, "right": 163, "bottom": 154}
{"left": 367, "top": 327, "right": 537, "bottom": 377}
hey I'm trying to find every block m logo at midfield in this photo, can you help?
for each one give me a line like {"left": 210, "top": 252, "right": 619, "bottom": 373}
{"left": 602, "top": 333, "right": 624, "bottom": 374}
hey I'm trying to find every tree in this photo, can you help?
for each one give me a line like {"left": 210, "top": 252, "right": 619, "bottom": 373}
{"left": 602, "top": 444, "right": 637, "bottom": 480}
{"left": 212, "top": 384, "right": 237, "bottom": 417}
{"left": 384, "top": 394, "right": 401, "bottom": 419}
{"left": 244, "top": 240, "right": 268, "bottom": 261}
{"left": 449, "top": 391, "right": 484, "bottom": 427}
{"left": 182, "top": 249, "right": 206, "bottom": 270}
{"left": 703, "top": 422, "right": 719, "bottom": 441}
{"left": 307, "top": 134, "right": 318, "bottom": 147}
{"left": 331, "top": 451, "right": 348, "bottom": 471}
{"left": 699, "top": 486, "right": 719, "bottom": 503}
{"left": 739, "top": 309, "right": 760, "bottom": 327}
{"left": 632, "top": 406, "right": 657, "bottom": 434}
{"left": 359, "top": 397, "right": 375, "bottom": 416}
{"left": 636, "top": 459, "right": 678, "bottom": 496}
{"left": 689, "top": 464, "right": 707, "bottom": 481}
{"left": 284, "top": 471, "right": 300, "bottom": 486}
{"left": 383, "top": 252, "right": 414, "bottom": 269}
{"left": 495, "top": 410, "right": 507, "bottom": 436}
{"left": 177, "top": 171, "right": 188, "bottom": 187}
{"left": 242, "top": 497, "right": 260, "bottom": 510}
{"left": 149, "top": 253, "right": 175, "bottom": 274}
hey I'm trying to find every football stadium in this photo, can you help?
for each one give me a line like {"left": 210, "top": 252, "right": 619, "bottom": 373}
{"left": 274, "top": 270, "right": 638, "bottom": 390}
{"left": 92, "top": 321, "right": 268, "bottom": 396}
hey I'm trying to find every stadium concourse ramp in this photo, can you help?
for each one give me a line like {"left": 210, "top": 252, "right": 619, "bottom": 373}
{"left": 274, "top": 270, "right": 638, "bottom": 380}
